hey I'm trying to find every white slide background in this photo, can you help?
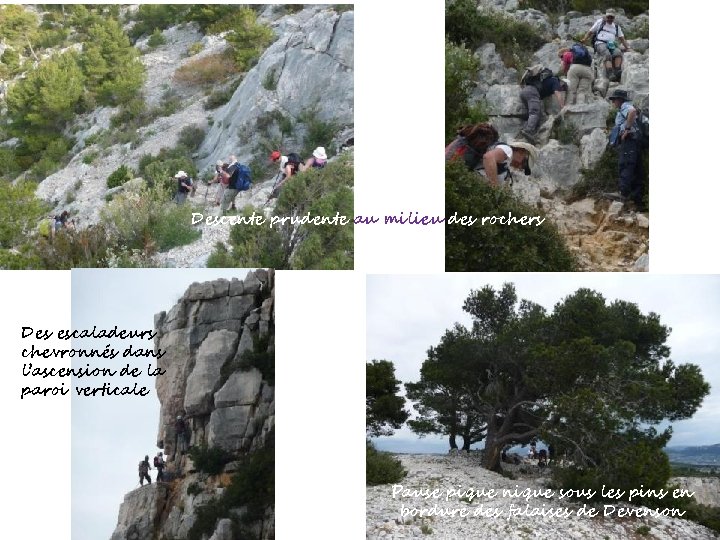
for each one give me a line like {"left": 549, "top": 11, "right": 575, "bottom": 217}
{"left": 1, "top": 1, "right": 719, "bottom": 538}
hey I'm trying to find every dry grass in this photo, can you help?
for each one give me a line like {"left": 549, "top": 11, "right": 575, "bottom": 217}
{"left": 173, "top": 50, "right": 238, "bottom": 87}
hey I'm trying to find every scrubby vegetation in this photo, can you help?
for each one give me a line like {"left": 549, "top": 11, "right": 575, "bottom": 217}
{"left": 445, "top": 39, "right": 488, "bottom": 141}
{"left": 208, "top": 155, "right": 354, "bottom": 270}
{"left": 446, "top": 0, "right": 547, "bottom": 68}
{"left": 188, "top": 445, "right": 234, "bottom": 476}
{"left": 366, "top": 441, "right": 407, "bottom": 485}
{"left": 187, "top": 431, "right": 274, "bottom": 540}
{"left": 445, "top": 161, "right": 577, "bottom": 271}
{"left": 518, "top": 0, "right": 648, "bottom": 16}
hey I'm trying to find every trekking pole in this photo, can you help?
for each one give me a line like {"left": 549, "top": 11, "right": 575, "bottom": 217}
{"left": 263, "top": 172, "right": 283, "bottom": 207}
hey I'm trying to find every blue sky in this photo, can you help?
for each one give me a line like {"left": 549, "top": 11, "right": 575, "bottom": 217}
{"left": 367, "top": 274, "right": 720, "bottom": 452}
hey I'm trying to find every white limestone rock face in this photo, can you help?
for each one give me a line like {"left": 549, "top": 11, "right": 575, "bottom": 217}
{"left": 183, "top": 329, "right": 239, "bottom": 415}
{"left": 536, "top": 139, "right": 582, "bottom": 188}
{"left": 110, "top": 484, "right": 168, "bottom": 540}
{"left": 198, "top": 7, "right": 354, "bottom": 170}
{"left": 580, "top": 128, "right": 608, "bottom": 169}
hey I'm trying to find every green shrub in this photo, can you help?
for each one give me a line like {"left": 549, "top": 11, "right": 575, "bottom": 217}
{"left": 129, "top": 5, "right": 187, "bottom": 40}
{"left": 188, "top": 445, "right": 234, "bottom": 476}
{"left": 204, "top": 87, "right": 235, "bottom": 110}
{"left": 208, "top": 156, "right": 354, "bottom": 269}
{"left": 187, "top": 41, "right": 204, "bottom": 56}
{"left": 233, "top": 334, "right": 274, "bottom": 385}
{"left": 138, "top": 147, "right": 197, "bottom": 192}
{"left": 0, "top": 247, "right": 44, "bottom": 270}
{"left": 446, "top": 0, "right": 547, "bottom": 69}
{"left": 366, "top": 441, "right": 406, "bottom": 485}
{"left": 186, "top": 482, "right": 203, "bottom": 496}
{"left": 187, "top": 432, "right": 274, "bottom": 540}
{"left": 177, "top": 125, "right": 206, "bottom": 152}
{"left": 571, "top": 0, "right": 649, "bottom": 16}
{"left": 297, "top": 107, "right": 335, "bottom": 158}
{"left": 107, "top": 165, "right": 135, "bottom": 189}
{"left": 147, "top": 28, "right": 166, "bottom": 48}
{"left": 0, "top": 180, "right": 49, "bottom": 249}
{"left": 262, "top": 67, "right": 278, "bottom": 90}
{"left": 445, "top": 161, "right": 577, "bottom": 271}
{"left": 570, "top": 144, "right": 648, "bottom": 211}
{"left": 223, "top": 8, "right": 274, "bottom": 71}
{"left": 445, "top": 39, "right": 488, "bottom": 141}
{"left": 82, "top": 151, "right": 99, "bottom": 165}
{"left": 101, "top": 183, "right": 201, "bottom": 252}
{"left": 0, "top": 148, "right": 21, "bottom": 180}
{"left": 31, "top": 225, "right": 112, "bottom": 269}
{"left": 552, "top": 439, "right": 671, "bottom": 507}
{"left": 683, "top": 503, "right": 720, "bottom": 534}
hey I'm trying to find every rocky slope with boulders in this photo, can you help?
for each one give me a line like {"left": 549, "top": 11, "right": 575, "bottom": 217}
{"left": 367, "top": 454, "right": 716, "bottom": 539}
{"left": 471, "top": 2, "right": 649, "bottom": 271}
{"left": 28, "top": 5, "right": 353, "bottom": 264}
{"left": 110, "top": 270, "right": 275, "bottom": 540}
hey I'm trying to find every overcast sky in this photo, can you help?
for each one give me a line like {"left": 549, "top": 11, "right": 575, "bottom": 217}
{"left": 367, "top": 274, "right": 720, "bottom": 449}
{"left": 71, "top": 269, "right": 255, "bottom": 540}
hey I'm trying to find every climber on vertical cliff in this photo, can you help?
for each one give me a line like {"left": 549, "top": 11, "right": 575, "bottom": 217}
{"left": 607, "top": 89, "right": 643, "bottom": 208}
{"left": 174, "top": 414, "right": 190, "bottom": 459}
{"left": 582, "top": 9, "right": 630, "bottom": 83}
{"left": 558, "top": 44, "right": 594, "bottom": 105}
{"left": 138, "top": 455, "right": 152, "bottom": 486}
{"left": 518, "top": 65, "right": 567, "bottom": 144}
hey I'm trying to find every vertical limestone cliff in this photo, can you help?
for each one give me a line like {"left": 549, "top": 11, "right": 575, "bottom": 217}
{"left": 110, "top": 269, "right": 275, "bottom": 540}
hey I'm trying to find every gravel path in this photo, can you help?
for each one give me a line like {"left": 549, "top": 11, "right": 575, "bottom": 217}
{"left": 366, "top": 454, "right": 716, "bottom": 539}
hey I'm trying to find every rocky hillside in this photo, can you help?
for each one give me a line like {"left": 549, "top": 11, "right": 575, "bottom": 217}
{"left": 1, "top": 5, "right": 353, "bottom": 268}
{"left": 110, "top": 270, "right": 275, "bottom": 540}
{"left": 468, "top": 2, "right": 649, "bottom": 271}
{"left": 367, "top": 454, "right": 717, "bottom": 539}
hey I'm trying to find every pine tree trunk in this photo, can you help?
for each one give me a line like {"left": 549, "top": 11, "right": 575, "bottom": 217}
{"left": 462, "top": 435, "right": 471, "bottom": 452}
{"left": 482, "top": 423, "right": 503, "bottom": 472}
{"left": 449, "top": 432, "right": 458, "bottom": 450}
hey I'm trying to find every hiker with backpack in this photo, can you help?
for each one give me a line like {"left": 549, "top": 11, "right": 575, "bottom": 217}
{"left": 607, "top": 89, "right": 643, "bottom": 207}
{"left": 220, "top": 155, "right": 251, "bottom": 213}
{"left": 153, "top": 452, "right": 165, "bottom": 482}
{"left": 519, "top": 65, "right": 567, "bottom": 143}
{"left": 446, "top": 123, "right": 538, "bottom": 186}
{"left": 269, "top": 152, "right": 303, "bottom": 200}
{"left": 174, "top": 171, "right": 193, "bottom": 204}
{"left": 559, "top": 43, "right": 594, "bottom": 105}
{"left": 138, "top": 455, "right": 152, "bottom": 486}
{"left": 582, "top": 9, "right": 630, "bottom": 82}
{"left": 301, "top": 146, "right": 328, "bottom": 171}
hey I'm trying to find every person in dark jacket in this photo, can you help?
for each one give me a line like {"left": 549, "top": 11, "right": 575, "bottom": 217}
{"left": 519, "top": 66, "right": 567, "bottom": 143}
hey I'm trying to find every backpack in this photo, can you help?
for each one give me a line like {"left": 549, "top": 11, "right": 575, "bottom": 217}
{"left": 286, "top": 152, "right": 303, "bottom": 175}
{"left": 522, "top": 66, "right": 554, "bottom": 92}
{"left": 634, "top": 107, "right": 649, "bottom": 147}
{"left": 445, "top": 123, "right": 499, "bottom": 171}
{"left": 236, "top": 164, "right": 252, "bottom": 191}
{"left": 570, "top": 43, "right": 592, "bottom": 66}
{"left": 153, "top": 456, "right": 160, "bottom": 467}
{"left": 139, "top": 461, "right": 149, "bottom": 474}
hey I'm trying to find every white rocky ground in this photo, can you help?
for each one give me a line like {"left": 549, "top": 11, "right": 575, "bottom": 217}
{"left": 367, "top": 454, "right": 717, "bottom": 539}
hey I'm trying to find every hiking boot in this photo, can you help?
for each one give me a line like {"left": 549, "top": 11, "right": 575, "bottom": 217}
{"left": 602, "top": 192, "right": 627, "bottom": 202}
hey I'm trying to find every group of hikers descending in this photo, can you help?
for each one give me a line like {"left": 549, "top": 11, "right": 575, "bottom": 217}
{"left": 137, "top": 413, "right": 190, "bottom": 487}
{"left": 446, "top": 9, "right": 645, "bottom": 208}
{"left": 177, "top": 145, "right": 329, "bottom": 214}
